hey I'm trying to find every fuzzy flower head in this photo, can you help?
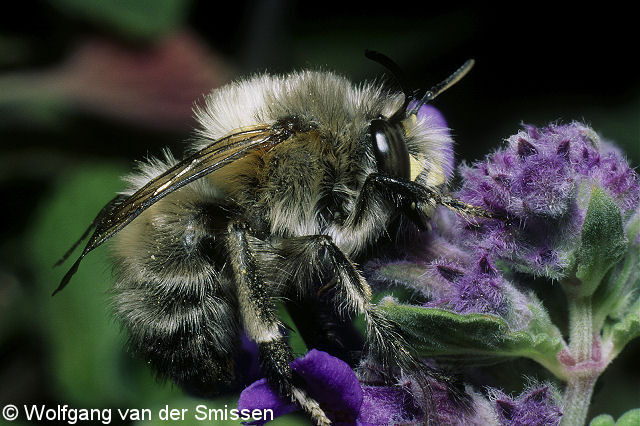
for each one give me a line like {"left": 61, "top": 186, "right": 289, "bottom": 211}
{"left": 238, "top": 350, "right": 563, "bottom": 425}
{"left": 490, "top": 386, "right": 563, "bottom": 426}
{"left": 456, "top": 123, "right": 639, "bottom": 282}
{"left": 365, "top": 211, "right": 534, "bottom": 330}
{"left": 423, "top": 253, "right": 509, "bottom": 317}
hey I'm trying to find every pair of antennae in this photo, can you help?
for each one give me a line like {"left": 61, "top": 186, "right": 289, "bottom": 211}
{"left": 364, "top": 50, "right": 474, "bottom": 116}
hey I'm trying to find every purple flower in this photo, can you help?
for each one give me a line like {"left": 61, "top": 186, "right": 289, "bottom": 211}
{"left": 238, "top": 349, "right": 565, "bottom": 425}
{"left": 365, "top": 208, "right": 521, "bottom": 321}
{"left": 490, "top": 385, "right": 563, "bottom": 426}
{"left": 238, "top": 379, "right": 298, "bottom": 423}
{"left": 238, "top": 350, "right": 423, "bottom": 425}
{"left": 457, "top": 123, "right": 639, "bottom": 278}
{"left": 424, "top": 252, "right": 508, "bottom": 316}
{"left": 239, "top": 350, "right": 361, "bottom": 425}
{"left": 291, "top": 350, "right": 362, "bottom": 424}
{"left": 359, "top": 384, "right": 423, "bottom": 425}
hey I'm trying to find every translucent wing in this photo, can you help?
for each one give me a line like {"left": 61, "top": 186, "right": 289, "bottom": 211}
{"left": 54, "top": 124, "right": 281, "bottom": 295}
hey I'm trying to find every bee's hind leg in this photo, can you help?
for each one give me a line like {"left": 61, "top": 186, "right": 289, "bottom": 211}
{"left": 226, "top": 222, "right": 331, "bottom": 426}
{"left": 284, "top": 295, "right": 365, "bottom": 367}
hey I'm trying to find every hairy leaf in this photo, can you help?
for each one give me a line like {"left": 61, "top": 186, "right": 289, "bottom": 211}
{"left": 571, "top": 187, "right": 627, "bottom": 297}
{"left": 377, "top": 298, "right": 566, "bottom": 378}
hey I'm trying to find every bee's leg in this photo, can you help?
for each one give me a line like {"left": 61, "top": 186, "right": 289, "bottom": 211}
{"left": 338, "top": 174, "right": 472, "bottom": 407}
{"left": 279, "top": 234, "right": 469, "bottom": 423}
{"left": 347, "top": 173, "right": 495, "bottom": 233}
{"left": 346, "top": 173, "right": 435, "bottom": 231}
{"left": 226, "top": 222, "right": 331, "bottom": 426}
{"left": 276, "top": 235, "right": 419, "bottom": 374}
{"left": 285, "top": 296, "right": 365, "bottom": 367}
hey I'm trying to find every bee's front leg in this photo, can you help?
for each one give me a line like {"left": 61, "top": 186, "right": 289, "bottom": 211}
{"left": 335, "top": 174, "right": 473, "bottom": 412}
{"left": 344, "top": 173, "right": 437, "bottom": 236}
{"left": 347, "top": 173, "right": 496, "bottom": 234}
{"left": 226, "top": 222, "right": 331, "bottom": 426}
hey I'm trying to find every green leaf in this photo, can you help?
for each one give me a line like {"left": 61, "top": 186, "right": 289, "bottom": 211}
{"left": 595, "top": 208, "right": 640, "bottom": 357}
{"left": 603, "top": 298, "right": 640, "bottom": 359}
{"left": 366, "top": 260, "right": 432, "bottom": 299}
{"left": 571, "top": 187, "right": 627, "bottom": 298}
{"left": 615, "top": 409, "right": 640, "bottom": 426}
{"left": 589, "top": 414, "right": 615, "bottom": 426}
{"left": 594, "top": 235, "right": 639, "bottom": 320}
{"left": 376, "top": 298, "right": 567, "bottom": 379}
{"left": 50, "top": 0, "right": 192, "bottom": 40}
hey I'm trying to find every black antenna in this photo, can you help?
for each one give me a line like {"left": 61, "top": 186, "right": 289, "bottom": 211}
{"left": 365, "top": 50, "right": 417, "bottom": 120}
{"left": 365, "top": 50, "right": 412, "bottom": 100}
{"left": 409, "top": 59, "right": 475, "bottom": 115}
{"left": 365, "top": 51, "right": 475, "bottom": 120}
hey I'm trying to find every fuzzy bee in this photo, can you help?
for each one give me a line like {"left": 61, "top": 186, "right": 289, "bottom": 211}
{"left": 55, "top": 54, "right": 491, "bottom": 425}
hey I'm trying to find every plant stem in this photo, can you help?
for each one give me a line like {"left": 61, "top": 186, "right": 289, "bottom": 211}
{"left": 561, "top": 296, "right": 599, "bottom": 426}
{"left": 562, "top": 371, "right": 598, "bottom": 426}
{"left": 568, "top": 296, "right": 593, "bottom": 360}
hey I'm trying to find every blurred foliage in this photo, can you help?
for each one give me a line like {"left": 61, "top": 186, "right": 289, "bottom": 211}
{"left": 590, "top": 409, "right": 640, "bottom": 426}
{"left": 1, "top": 0, "right": 638, "bottom": 424}
{"left": 50, "top": 0, "right": 193, "bottom": 40}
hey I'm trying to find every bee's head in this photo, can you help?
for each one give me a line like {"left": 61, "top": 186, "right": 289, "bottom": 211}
{"left": 364, "top": 50, "right": 474, "bottom": 182}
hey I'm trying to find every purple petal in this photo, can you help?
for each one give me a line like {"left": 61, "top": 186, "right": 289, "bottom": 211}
{"left": 238, "top": 350, "right": 362, "bottom": 425}
{"left": 238, "top": 379, "right": 297, "bottom": 425}
{"left": 291, "top": 349, "right": 363, "bottom": 424}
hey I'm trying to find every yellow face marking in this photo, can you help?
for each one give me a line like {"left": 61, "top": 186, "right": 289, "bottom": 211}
{"left": 403, "top": 113, "right": 448, "bottom": 186}
{"left": 403, "top": 114, "right": 423, "bottom": 182}
{"left": 402, "top": 113, "right": 418, "bottom": 134}
{"left": 425, "top": 162, "right": 446, "bottom": 187}
{"left": 409, "top": 154, "right": 423, "bottom": 181}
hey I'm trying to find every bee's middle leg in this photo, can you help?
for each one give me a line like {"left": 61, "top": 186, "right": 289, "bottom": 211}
{"left": 226, "top": 222, "right": 330, "bottom": 426}
{"left": 278, "top": 234, "right": 465, "bottom": 423}
{"left": 275, "top": 235, "right": 420, "bottom": 376}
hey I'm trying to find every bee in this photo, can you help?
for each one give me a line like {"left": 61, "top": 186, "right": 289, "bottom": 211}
{"left": 55, "top": 54, "right": 490, "bottom": 425}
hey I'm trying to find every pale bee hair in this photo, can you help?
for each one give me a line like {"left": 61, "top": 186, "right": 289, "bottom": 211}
{"left": 55, "top": 61, "right": 490, "bottom": 425}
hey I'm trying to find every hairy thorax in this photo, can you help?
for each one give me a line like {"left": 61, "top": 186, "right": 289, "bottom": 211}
{"left": 207, "top": 123, "right": 373, "bottom": 257}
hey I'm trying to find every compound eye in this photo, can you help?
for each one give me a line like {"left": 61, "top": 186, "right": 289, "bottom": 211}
{"left": 369, "top": 119, "right": 410, "bottom": 180}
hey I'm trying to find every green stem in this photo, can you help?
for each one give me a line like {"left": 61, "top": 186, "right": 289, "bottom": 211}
{"left": 568, "top": 296, "right": 593, "bottom": 360}
{"left": 561, "top": 296, "right": 599, "bottom": 426}
{"left": 562, "top": 373, "right": 598, "bottom": 426}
